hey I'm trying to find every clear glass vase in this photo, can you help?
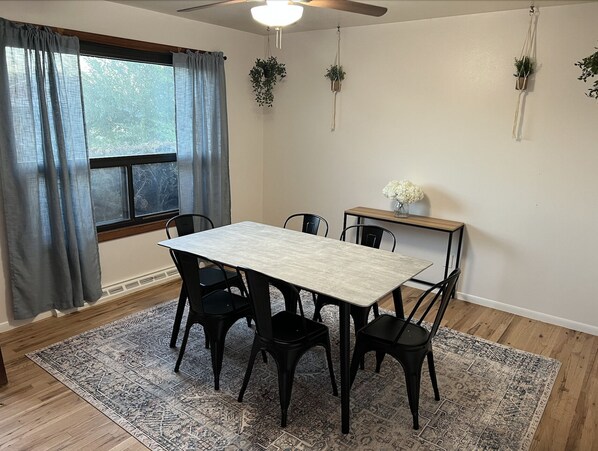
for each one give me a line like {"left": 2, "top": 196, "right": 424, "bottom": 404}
{"left": 393, "top": 200, "right": 409, "bottom": 218}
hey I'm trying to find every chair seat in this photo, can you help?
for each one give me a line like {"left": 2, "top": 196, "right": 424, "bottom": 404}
{"left": 360, "top": 314, "right": 430, "bottom": 348}
{"left": 271, "top": 311, "right": 328, "bottom": 344}
{"left": 200, "top": 291, "right": 250, "bottom": 316}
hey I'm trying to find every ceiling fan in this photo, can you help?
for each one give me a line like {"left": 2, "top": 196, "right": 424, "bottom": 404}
{"left": 178, "top": 0, "right": 387, "bottom": 48}
{"left": 177, "top": 1, "right": 388, "bottom": 18}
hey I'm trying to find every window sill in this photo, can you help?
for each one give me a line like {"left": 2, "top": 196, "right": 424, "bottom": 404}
{"left": 97, "top": 219, "right": 169, "bottom": 242}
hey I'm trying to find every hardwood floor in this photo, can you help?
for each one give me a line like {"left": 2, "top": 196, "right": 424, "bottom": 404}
{"left": 0, "top": 281, "right": 596, "bottom": 450}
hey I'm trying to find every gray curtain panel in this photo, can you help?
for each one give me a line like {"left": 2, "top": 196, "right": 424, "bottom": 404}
{"left": 0, "top": 18, "right": 102, "bottom": 319}
{"left": 173, "top": 51, "right": 231, "bottom": 227}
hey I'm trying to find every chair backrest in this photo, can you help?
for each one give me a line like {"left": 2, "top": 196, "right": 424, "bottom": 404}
{"left": 172, "top": 249, "right": 230, "bottom": 316}
{"left": 340, "top": 224, "right": 397, "bottom": 252}
{"left": 165, "top": 213, "right": 214, "bottom": 239}
{"left": 283, "top": 213, "right": 329, "bottom": 237}
{"left": 394, "top": 269, "right": 461, "bottom": 346}
{"left": 242, "top": 267, "right": 305, "bottom": 341}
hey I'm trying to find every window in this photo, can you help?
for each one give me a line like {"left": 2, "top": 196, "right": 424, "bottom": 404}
{"left": 80, "top": 45, "right": 178, "bottom": 233}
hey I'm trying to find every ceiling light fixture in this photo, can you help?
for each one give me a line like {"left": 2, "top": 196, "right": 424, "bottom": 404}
{"left": 251, "top": 0, "right": 303, "bottom": 48}
{"left": 251, "top": 1, "right": 304, "bottom": 28}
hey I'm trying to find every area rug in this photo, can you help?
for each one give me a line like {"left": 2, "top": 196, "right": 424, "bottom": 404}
{"left": 28, "top": 293, "right": 560, "bottom": 450}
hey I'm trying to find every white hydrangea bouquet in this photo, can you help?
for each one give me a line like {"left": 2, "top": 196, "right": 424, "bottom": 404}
{"left": 382, "top": 180, "right": 424, "bottom": 217}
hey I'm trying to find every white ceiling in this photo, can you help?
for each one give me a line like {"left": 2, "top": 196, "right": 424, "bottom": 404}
{"left": 111, "top": 0, "right": 594, "bottom": 35}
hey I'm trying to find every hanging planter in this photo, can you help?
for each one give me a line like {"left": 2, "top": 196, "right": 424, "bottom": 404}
{"left": 328, "top": 27, "right": 345, "bottom": 131}
{"left": 249, "top": 56, "right": 286, "bottom": 107}
{"left": 325, "top": 64, "right": 346, "bottom": 92}
{"left": 514, "top": 56, "right": 535, "bottom": 90}
{"left": 575, "top": 45, "right": 598, "bottom": 100}
{"left": 512, "top": 5, "right": 538, "bottom": 140}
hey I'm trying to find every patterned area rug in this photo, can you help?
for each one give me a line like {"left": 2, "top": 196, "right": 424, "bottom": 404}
{"left": 28, "top": 293, "right": 560, "bottom": 450}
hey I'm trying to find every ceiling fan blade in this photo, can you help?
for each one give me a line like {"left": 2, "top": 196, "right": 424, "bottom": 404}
{"left": 177, "top": 0, "right": 251, "bottom": 13}
{"left": 302, "top": 0, "right": 387, "bottom": 17}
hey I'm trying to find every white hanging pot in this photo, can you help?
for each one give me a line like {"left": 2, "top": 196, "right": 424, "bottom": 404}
{"left": 331, "top": 79, "right": 342, "bottom": 92}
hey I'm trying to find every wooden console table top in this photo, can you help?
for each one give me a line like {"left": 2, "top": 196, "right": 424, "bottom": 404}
{"left": 345, "top": 207, "right": 464, "bottom": 233}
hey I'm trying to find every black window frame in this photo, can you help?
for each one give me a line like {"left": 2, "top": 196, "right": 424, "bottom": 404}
{"left": 80, "top": 41, "right": 179, "bottom": 234}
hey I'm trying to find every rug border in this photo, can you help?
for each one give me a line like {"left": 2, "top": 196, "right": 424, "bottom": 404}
{"left": 26, "top": 299, "right": 562, "bottom": 450}
{"left": 27, "top": 301, "right": 178, "bottom": 451}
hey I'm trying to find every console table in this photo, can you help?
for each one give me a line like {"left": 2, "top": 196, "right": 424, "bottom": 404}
{"left": 344, "top": 206, "right": 465, "bottom": 288}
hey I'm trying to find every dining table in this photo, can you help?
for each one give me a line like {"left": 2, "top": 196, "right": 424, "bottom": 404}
{"left": 159, "top": 221, "right": 432, "bottom": 433}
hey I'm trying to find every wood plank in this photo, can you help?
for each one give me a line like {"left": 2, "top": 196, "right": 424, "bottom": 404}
{"left": 0, "top": 279, "right": 596, "bottom": 449}
{"left": 346, "top": 206, "right": 464, "bottom": 232}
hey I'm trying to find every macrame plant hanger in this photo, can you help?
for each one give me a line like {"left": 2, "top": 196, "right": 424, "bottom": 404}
{"left": 266, "top": 27, "right": 272, "bottom": 58}
{"left": 331, "top": 26, "right": 341, "bottom": 132}
{"left": 512, "top": 4, "right": 538, "bottom": 140}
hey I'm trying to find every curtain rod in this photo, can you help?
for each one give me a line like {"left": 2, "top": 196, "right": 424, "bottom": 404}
{"left": 19, "top": 21, "right": 227, "bottom": 60}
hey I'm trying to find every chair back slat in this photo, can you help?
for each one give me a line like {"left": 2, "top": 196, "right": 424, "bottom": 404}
{"left": 243, "top": 268, "right": 304, "bottom": 341}
{"left": 284, "top": 213, "right": 329, "bottom": 237}
{"left": 340, "top": 224, "right": 397, "bottom": 252}
{"left": 173, "top": 249, "right": 234, "bottom": 317}
{"left": 302, "top": 214, "right": 321, "bottom": 235}
{"left": 392, "top": 269, "right": 461, "bottom": 346}
{"left": 173, "top": 249, "right": 206, "bottom": 316}
{"left": 166, "top": 213, "right": 215, "bottom": 239}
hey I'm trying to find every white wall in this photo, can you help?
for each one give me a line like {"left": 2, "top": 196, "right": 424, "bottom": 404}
{"left": 262, "top": 3, "right": 598, "bottom": 333}
{"left": 0, "top": 1, "right": 264, "bottom": 328}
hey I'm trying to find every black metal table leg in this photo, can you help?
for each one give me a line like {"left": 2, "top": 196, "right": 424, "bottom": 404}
{"left": 339, "top": 301, "right": 351, "bottom": 434}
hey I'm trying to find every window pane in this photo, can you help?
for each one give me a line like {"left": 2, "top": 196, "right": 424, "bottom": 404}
{"left": 80, "top": 56, "right": 175, "bottom": 158}
{"left": 91, "top": 167, "right": 129, "bottom": 225}
{"left": 132, "top": 162, "right": 178, "bottom": 217}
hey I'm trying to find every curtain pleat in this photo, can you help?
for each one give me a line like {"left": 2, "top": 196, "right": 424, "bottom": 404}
{"left": 173, "top": 51, "right": 231, "bottom": 227}
{"left": 0, "top": 18, "right": 102, "bottom": 319}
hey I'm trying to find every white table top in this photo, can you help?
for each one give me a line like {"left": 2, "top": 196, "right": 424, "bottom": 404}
{"left": 159, "top": 221, "right": 432, "bottom": 308}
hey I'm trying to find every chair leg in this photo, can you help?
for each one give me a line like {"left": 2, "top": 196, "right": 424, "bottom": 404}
{"left": 312, "top": 296, "right": 324, "bottom": 322}
{"left": 372, "top": 303, "right": 380, "bottom": 318}
{"left": 174, "top": 317, "right": 193, "bottom": 372}
{"left": 238, "top": 338, "right": 261, "bottom": 402}
{"left": 403, "top": 366, "right": 423, "bottom": 430}
{"left": 208, "top": 324, "right": 231, "bottom": 391}
{"left": 427, "top": 351, "right": 440, "bottom": 401}
{"left": 375, "top": 350, "right": 386, "bottom": 373}
{"left": 277, "top": 356, "right": 298, "bottom": 428}
{"left": 169, "top": 285, "right": 187, "bottom": 348}
{"left": 323, "top": 341, "right": 339, "bottom": 396}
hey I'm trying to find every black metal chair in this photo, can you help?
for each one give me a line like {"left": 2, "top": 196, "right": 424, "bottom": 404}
{"left": 312, "top": 224, "right": 397, "bottom": 331}
{"left": 166, "top": 214, "right": 247, "bottom": 348}
{"left": 350, "top": 269, "right": 461, "bottom": 430}
{"left": 283, "top": 213, "right": 329, "bottom": 237}
{"left": 237, "top": 267, "right": 338, "bottom": 427}
{"left": 283, "top": 213, "right": 329, "bottom": 311}
{"left": 172, "top": 249, "right": 252, "bottom": 390}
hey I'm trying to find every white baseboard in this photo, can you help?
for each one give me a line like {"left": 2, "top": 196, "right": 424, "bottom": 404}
{"left": 457, "top": 291, "right": 598, "bottom": 336}
{"left": 3, "top": 273, "right": 596, "bottom": 337}
{"left": 0, "top": 266, "right": 179, "bottom": 333}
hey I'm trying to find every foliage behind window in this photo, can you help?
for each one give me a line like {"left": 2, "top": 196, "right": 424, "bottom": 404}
{"left": 81, "top": 56, "right": 178, "bottom": 228}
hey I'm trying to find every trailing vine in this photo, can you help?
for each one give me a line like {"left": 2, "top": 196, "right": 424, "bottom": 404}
{"left": 249, "top": 56, "right": 286, "bottom": 107}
